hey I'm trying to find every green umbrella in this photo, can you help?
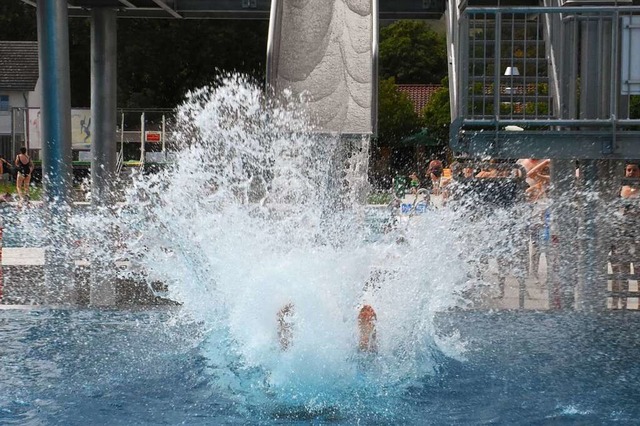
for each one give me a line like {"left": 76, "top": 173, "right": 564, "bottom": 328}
{"left": 398, "top": 128, "right": 440, "bottom": 146}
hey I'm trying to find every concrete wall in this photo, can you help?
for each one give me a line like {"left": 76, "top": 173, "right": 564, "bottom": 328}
{"left": 269, "top": 0, "right": 376, "bottom": 134}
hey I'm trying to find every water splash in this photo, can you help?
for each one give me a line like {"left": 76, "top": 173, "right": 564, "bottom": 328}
{"left": 10, "top": 75, "right": 472, "bottom": 418}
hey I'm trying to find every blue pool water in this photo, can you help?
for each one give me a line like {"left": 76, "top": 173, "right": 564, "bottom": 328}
{"left": 1, "top": 308, "right": 639, "bottom": 425}
{"left": 3, "top": 78, "right": 639, "bottom": 425}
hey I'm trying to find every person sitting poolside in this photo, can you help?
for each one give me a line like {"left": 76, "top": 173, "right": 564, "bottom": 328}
{"left": 408, "top": 172, "right": 421, "bottom": 194}
{"left": 426, "top": 160, "right": 444, "bottom": 195}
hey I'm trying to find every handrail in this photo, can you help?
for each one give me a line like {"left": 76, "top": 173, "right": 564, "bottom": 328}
{"left": 463, "top": 5, "right": 640, "bottom": 14}
{"left": 461, "top": 118, "right": 640, "bottom": 127}
{"left": 116, "top": 150, "right": 124, "bottom": 176}
{"left": 445, "top": 0, "right": 462, "bottom": 122}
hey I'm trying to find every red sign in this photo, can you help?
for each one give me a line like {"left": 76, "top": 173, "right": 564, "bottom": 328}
{"left": 145, "top": 131, "right": 162, "bottom": 142}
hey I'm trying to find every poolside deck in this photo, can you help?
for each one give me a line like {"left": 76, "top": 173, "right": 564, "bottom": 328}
{"left": 0, "top": 247, "right": 553, "bottom": 309}
{"left": 2, "top": 243, "right": 637, "bottom": 310}
{"left": 0, "top": 248, "right": 166, "bottom": 306}
{"left": 2, "top": 247, "right": 130, "bottom": 267}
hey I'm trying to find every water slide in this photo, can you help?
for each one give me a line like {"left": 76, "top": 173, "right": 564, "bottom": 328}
{"left": 266, "top": 0, "right": 378, "bottom": 135}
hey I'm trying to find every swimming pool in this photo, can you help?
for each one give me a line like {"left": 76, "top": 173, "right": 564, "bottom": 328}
{"left": 3, "top": 78, "right": 638, "bottom": 425}
{"left": 1, "top": 307, "right": 638, "bottom": 425}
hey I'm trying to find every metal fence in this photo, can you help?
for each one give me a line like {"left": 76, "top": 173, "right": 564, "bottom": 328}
{"left": 7, "top": 107, "right": 173, "bottom": 163}
{"left": 451, "top": 4, "right": 640, "bottom": 159}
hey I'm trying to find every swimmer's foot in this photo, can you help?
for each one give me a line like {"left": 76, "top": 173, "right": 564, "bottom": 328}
{"left": 358, "top": 305, "right": 377, "bottom": 353}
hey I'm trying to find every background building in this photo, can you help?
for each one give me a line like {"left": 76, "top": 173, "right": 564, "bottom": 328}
{"left": 0, "top": 40, "right": 41, "bottom": 158}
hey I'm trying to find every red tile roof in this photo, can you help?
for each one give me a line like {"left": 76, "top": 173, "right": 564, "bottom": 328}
{"left": 396, "top": 84, "right": 442, "bottom": 115}
{"left": 0, "top": 41, "right": 39, "bottom": 92}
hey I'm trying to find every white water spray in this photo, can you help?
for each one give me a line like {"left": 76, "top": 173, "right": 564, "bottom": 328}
{"left": 93, "top": 75, "right": 470, "bottom": 416}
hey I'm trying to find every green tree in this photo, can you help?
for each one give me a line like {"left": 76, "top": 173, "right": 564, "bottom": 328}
{"left": 117, "top": 19, "right": 268, "bottom": 109}
{"left": 379, "top": 20, "right": 447, "bottom": 84}
{"left": 0, "top": 2, "right": 37, "bottom": 40}
{"left": 421, "top": 77, "right": 451, "bottom": 145}
{"left": 377, "top": 77, "right": 422, "bottom": 145}
{"left": 370, "top": 78, "right": 424, "bottom": 187}
{"left": 0, "top": 2, "right": 268, "bottom": 108}
{"left": 631, "top": 95, "right": 640, "bottom": 119}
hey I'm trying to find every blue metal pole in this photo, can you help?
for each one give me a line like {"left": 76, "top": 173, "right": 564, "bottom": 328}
{"left": 36, "top": 0, "right": 74, "bottom": 304}
{"left": 37, "top": 0, "right": 73, "bottom": 205}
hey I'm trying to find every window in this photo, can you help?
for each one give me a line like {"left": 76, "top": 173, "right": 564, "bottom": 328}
{"left": 0, "top": 95, "right": 9, "bottom": 112}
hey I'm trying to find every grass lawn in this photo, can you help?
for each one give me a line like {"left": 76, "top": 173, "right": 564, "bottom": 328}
{"left": 367, "top": 191, "right": 393, "bottom": 205}
{"left": 0, "top": 181, "right": 42, "bottom": 200}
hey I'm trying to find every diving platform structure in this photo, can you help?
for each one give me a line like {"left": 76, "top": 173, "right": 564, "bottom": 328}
{"left": 26, "top": 0, "right": 422, "bottom": 306}
{"left": 446, "top": 0, "right": 640, "bottom": 159}
{"left": 446, "top": 0, "right": 640, "bottom": 312}
{"left": 29, "top": 0, "right": 445, "bottom": 20}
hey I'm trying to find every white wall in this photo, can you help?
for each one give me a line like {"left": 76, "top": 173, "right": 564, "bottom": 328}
{"left": 270, "top": 0, "right": 375, "bottom": 134}
{"left": 28, "top": 78, "right": 42, "bottom": 109}
{"left": 0, "top": 91, "right": 28, "bottom": 135}
{"left": 0, "top": 77, "right": 41, "bottom": 136}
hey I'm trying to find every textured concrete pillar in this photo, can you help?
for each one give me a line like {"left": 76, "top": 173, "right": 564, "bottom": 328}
{"left": 267, "top": 0, "right": 378, "bottom": 135}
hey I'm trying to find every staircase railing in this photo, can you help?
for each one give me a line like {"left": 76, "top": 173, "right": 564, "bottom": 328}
{"left": 449, "top": 5, "right": 640, "bottom": 159}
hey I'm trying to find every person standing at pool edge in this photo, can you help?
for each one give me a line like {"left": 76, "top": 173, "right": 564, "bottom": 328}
{"left": 620, "top": 162, "right": 640, "bottom": 199}
{"left": 15, "top": 147, "right": 34, "bottom": 203}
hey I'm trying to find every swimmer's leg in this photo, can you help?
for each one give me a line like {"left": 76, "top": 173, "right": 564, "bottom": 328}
{"left": 277, "top": 303, "right": 294, "bottom": 351}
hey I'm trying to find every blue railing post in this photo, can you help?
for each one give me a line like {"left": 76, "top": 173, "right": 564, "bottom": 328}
{"left": 36, "top": 0, "right": 74, "bottom": 304}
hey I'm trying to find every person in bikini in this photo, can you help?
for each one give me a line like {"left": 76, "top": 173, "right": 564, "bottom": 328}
{"left": 15, "top": 147, "right": 34, "bottom": 203}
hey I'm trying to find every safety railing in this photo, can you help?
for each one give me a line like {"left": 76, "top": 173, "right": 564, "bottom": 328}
{"left": 116, "top": 150, "right": 124, "bottom": 176}
{"left": 450, "top": 5, "right": 640, "bottom": 159}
